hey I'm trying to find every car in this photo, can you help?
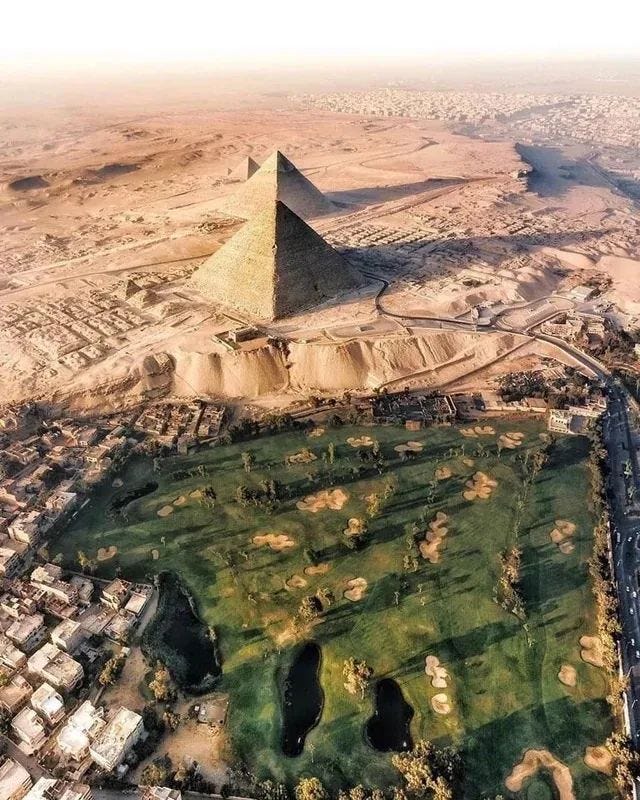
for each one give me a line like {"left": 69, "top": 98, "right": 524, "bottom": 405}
{"left": 633, "top": 591, "right": 637, "bottom": 599}
{"left": 629, "top": 537, "right": 633, "bottom": 543}
{"left": 632, "top": 637, "right": 636, "bottom": 646}
{"left": 631, "top": 608, "right": 635, "bottom": 615}
{"left": 627, "top": 585, "right": 631, "bottom": 592}
{"left": 636, "top": 650, "right": 640, "bottom": 660}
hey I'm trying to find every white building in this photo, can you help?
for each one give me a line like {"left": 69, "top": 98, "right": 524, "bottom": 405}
{"left": 24, "top": 778, "right": 92, "bottom": 800}
{"left": 57, "top": 701, "right": 106, "bottom": 761}
{"left": 11, "top": 707, "right": 47, "bottom": 753}
{"left": 0, "top": 758, "right": 32, "bottom": 800}
{"left": 51, "top": 619, "right": 85, "bottom": 653}
{"left": 27, "top": 643, "right": 84, "bottom": 692}
{"left": 89, "top": 707, "right": 144, "bottom": 772}
{"left": 31, "top": 682, "right": 65, "bottom": 726}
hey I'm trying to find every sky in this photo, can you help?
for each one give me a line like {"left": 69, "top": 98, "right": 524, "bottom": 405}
{"left": 4, "top": 0, "right": 640, "bottom": 73}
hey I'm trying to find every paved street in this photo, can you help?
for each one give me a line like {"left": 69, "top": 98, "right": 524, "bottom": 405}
{"left": 603, "top": 385, "right": 640, "bottom": 746}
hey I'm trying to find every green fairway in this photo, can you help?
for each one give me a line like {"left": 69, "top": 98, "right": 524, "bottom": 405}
{"left": 57, "top": 419, "right": 616, "bottom": 798}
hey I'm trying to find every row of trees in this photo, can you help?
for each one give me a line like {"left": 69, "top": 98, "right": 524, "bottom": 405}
{"left": 494, "top": 547, "right": 525, "bottom": 621}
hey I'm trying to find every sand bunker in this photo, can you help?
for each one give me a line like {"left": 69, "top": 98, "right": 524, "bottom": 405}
{"left": 344, "top": 577, "right": 368, "bottom": 601}
{"left": 419, "top": 512, "right": 449, "bottom": 564}
{"left": 173, "top": 495, "right": 187, "bottom": 506}
{"left": 97, "top": 546, "right": 118, "bottom": 562}
{"left": 431, "top": 693, "right": 451, "bottom": 715}
{"left": 347, "top": 435, "right": 375, "bottom": 447}
{"left": 285, "top": 574, "right": 308, "bottom": 590}
{"left": 308, "top": 427, "right": 325, "bottom": 438}
{"left": 463, "top": 471, "right": 497, "bottom": 501}
{"left": 296, "top": 488, "right": 349, "bottom": 513}
{"left": 151, "top": 549, "right": 159, "bottom": 560}
{"left": 580, "top": 635, "right": 605, "bottom": 668}
{"left": 252, "top": 533, "right": 296, "bottom": 551}
{"left": 584, "top": 746, "right": 613, "bottom": 776}
{"left": 435, "top": 466, "right": 452, "bottom": 480}
{"left": 505, "top": 750, "right": 574, "bottom": 800}
{"left": 425, "top": 656, "right": 449, "bottom": 689}
{"left": 461, "top": 425, "right": 495, "bottom": 438}
{"left": 462, "top": 457, "right": 475, "bottom": 467}
{"left": 112, "top": 478, "right": 123, "bottom": 488}
{"left": 157, "top": 505, "right": 174, "bottom": 517}
{"left": 558, "top": 664, "right": 577, "bottom": 687}
{"left": 189, "top": 489, "right": 203, "bottom": 499}
{"left": 344, "top": 517, "right": 366, "bottom": 536}
{"left": 287, "top": 449, "right": 317, "bottom": 464}
{"left": 394, "top": 440, "right": 424, "bottom": 454}
{"left": 304, "top": 563, "right": 331, "bottom": 576}
{"left": 499, "top": 431, "right": 524, "bottom": 449}
{"left": 550, "top": 520, "right": 577, "bottom": 554}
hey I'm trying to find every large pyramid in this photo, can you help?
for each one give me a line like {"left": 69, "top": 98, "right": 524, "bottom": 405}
{"left": 219, "top": 150, "right": 334, "bottom": 220}
{"left": 227, "top": 155, "right": 259, "bottom": 182}
{"left": 191, "top": 200, "right": 364, "bottom": 320}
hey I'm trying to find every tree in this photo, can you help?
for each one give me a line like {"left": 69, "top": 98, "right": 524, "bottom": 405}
{"left": 76, "top": 550, "right": 96, "bottom": 574}
{"left": 99, "top": 652, "right": 126, "bottom": 686}
{"left": 298, "top": 595, "right": 323, "bottom": 622}
{"left": 343, "top": 657, "right": 373, "bottom": 699}
{"left": 317, "top": 587, "right": 335, "bottom": 608}
{"left": 140, "top": 754, "right": 173, "bottom": 786}
{"left": 295, "top": 777, "right": 327, "bottom": 800}
{"left": 241, "top": 451, "right": 256, "bottom": 473}
{"left": 392, "top": 741, "right": 461, "bottom": 799}
{"left": 149, "top": 661, "right": 175, "bottom": 703}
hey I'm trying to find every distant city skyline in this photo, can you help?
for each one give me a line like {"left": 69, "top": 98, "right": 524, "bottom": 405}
{"left": 4, "top": 0, "right": 640, "bottom": 72}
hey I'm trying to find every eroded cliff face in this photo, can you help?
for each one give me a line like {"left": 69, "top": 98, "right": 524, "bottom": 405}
{"left": 156, "top": 329, "right": 526, "bottom": 399}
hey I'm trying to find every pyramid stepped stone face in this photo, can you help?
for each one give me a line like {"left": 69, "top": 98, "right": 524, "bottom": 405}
{"left": 191, "top": 200, "right": 364, "bottom": 320}
{"left": 219, "top": 150, "right": 334, "bottom": 220}
{"left": 228, "top": 155, "right": 259, "bottom": 181}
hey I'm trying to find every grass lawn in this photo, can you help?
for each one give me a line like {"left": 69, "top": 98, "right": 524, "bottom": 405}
{"left": 57, "top": 419, "right": 616, "bottom": 798}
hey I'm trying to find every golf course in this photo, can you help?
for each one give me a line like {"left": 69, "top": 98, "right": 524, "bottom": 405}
{"left": 57, "top": 419, "right": 616, "bottom": 799}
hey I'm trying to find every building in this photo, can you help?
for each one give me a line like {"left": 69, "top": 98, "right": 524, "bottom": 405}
{"left": 0, "top": 633, "right": 27, "bottom": 670}
{"left": 57, "top": 701, "right": 105, "bottom": 761}
{"left": 89, "top": 707, "right": 144, "bottom": 772}
{"left": 31, "top": 682, "right": 65, "bottom": 725}
{"left": 24, "top": 779, "right": 92, "bottom": 800}
{"left": 11, "top": 707, "right": 47, "bottom": 752}
{"left": 8, "top": 511, "right": 45, "bottom": 545}
{"left": 6, "top": 613, "right": 47, "bottom": 654}
{"left": 30, "top": 564, "right": 78, "bottom": 607}
{"left": 139, "top": 788, "right": 181, "bottom": 800}
{"left": 0, "top": 675, "right": 33, "bottom": 715}
{"left": 0, "top": 545, "right": 24, "bottom": 579}
{"left": 0, "top": 758, "right": 32, "bottom": 800}
{"left": 101, "top": 579, "right": 130, "bottom": 610}
{"left": 27, "top": 643, "right": 84, "bottom": 692}
{"left": 51, "top": 619, "right": 85, "bottom": 653}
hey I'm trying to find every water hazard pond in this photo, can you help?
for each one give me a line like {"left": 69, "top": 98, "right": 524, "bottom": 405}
{"left": 366, "top": 678, "right": 414, "bottom": 752}
{"left": 281, "top": 641, "right": 324, "bottom": 757}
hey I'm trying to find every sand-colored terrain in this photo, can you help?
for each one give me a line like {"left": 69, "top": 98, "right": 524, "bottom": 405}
{"left": 285, "top": 574, "right": 307, "bottom": 590}
{"left": 296, "top": 488, "right": 349, "bottom": 513}
{"left": 498, "top": 431, "right": 524, "bottom": 449}
{"left": 394, "top": 440, "right": 424, "bottom": 454}
{"left": 343, "top": 577, "right": 368, "bottom": 601}
{"left": 157, "top": 505, "right": 174, "bottom": 517}
{"left": 419, "top": 511, "right": 449, "bottom": 563}
{"left": 346, "top": 435, "right": 375, "bottom": 447}
{"left": 580, "top": 635, "right": 605, "bottom": 668}
{"left": 550, "top": 519, "right": 577, "bottom": 555}
{"left": 97, "top": 545, "right": 118, "bottom": 562}
{"left": 303, "top": 563, "right": 331, "bottom": 576}
{"left": 286, "top": 449, "right": 317, "bottom": 464}
{"left": 558, "top": 664, "right": 577, "bottom": 687}
{"left": 463, "top": 472, "right": 498, "bottom": 501}
{"left": 431, "top": 693, "right": 452, "bottom": 715}
{"left": 425, "top": 655, "right": 449, "bottom": 689}
{"left": 584, "top": 745, "right": 614, "bottom": 775}
{"left": 505, "top": 750, "right": 574, "bottom": 800}
{"left": 435, "top": 465, "right": 452, "bottom": 480}
{"left": 252, "top": 532, "right": 296, "bottom": 551}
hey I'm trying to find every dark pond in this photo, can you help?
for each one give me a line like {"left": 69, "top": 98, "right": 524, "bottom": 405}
{"left": 111, "top": 481, "right": 158, "bottom": 510}
{"left": 365, "top": 678, "right": 414, "bottom": 752}
{"left": 281, "top": 641, "right": 324, "bottom": 757}
{"left": 143, "top": 571, "right": 221, "bottom": 694}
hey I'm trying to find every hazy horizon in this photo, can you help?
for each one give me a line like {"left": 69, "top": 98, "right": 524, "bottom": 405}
{"left": 5, "top": 0, "right": 640, "bottom": 74}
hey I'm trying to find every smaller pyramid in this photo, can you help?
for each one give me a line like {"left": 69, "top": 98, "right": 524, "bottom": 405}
{"left": 219, "top": 150, "right": 334, "bottom": 220}
{"left": 191, "top": 200, "right": 363, "bottom": 320}
{"left": 227, "top": 156, "right": 259, "bottom": 182}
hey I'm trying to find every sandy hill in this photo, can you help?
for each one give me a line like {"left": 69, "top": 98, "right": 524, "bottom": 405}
{"left": 219, "top": 149, "right": 334, "bottom": 219}
{"left": 190, "top": 200, "right": 364, "bottom": 320}
{"left": 228, "top": 155, "right": 259, "bottom": 181}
